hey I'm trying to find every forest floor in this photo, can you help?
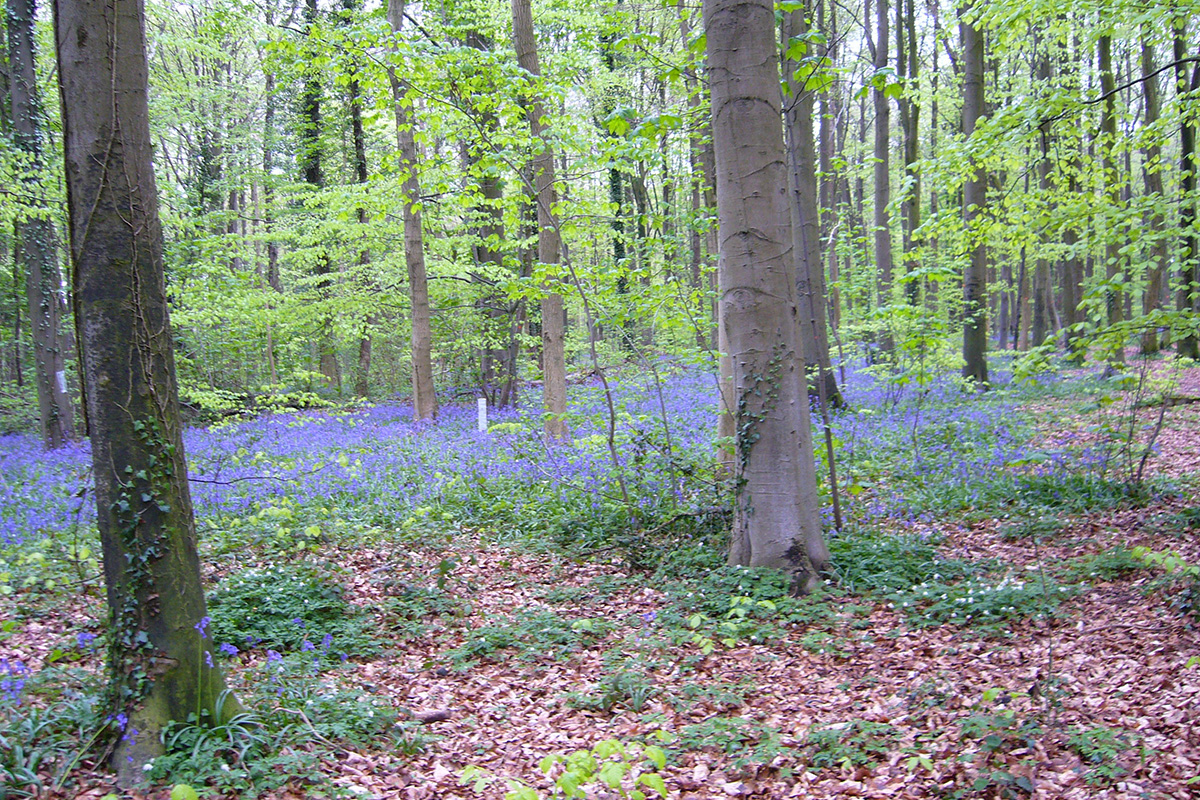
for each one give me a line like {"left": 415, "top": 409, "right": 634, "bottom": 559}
{"left": 3, "top": 359, "right": 1200, "bottom": 800}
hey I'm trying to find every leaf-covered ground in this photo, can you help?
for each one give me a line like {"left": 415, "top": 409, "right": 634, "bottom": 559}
{"left": 3, "top": 361, "right": 1199, "bottom": 799}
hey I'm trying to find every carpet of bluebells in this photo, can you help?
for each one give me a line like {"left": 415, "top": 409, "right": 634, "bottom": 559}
{"left": 0, "top": 360, "right": 1098, "bottom": 555}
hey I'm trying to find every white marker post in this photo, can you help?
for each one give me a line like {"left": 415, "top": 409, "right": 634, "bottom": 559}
{"left": 477, "top": 397, "right": 488, "bottom": 433}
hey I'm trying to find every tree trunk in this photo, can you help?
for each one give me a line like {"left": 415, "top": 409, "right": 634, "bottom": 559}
{"left": 1098, "top": 31, "right": 1124, "bottom": 365}
{"left": 960, "top": 4, "right": 988, "bottom": 385}
{"left": 897, "top": 0, "right": 920, "bottom": 304}
{"left": 300, "top": 0, "right": 340, "bottom": 389}
{"left": 7, "top": 0, "right": 75, "bottom": 448}
{"left": 783, "top": 7, "right": 842, "bottom": 406}
{"left": 346, "top": 0, "right": 373, "bottom": 399}
{"left": 1175, "top": 19, "right": 1198, "bottom": 359}
{"left": 870, "top": 0, "right": 894, "bottom": 313}
{"left": 511, "top": 0, "right": 567, "bottom": 439}
{"left": 52, "top": 0, "right": 238, "bottom": 781}
{"left": 387, "top": 0, "right": 437, "bottom": 421}
{"left": 705, "top": 0, "right": 828, "bottom": 593}
{"left": 1140, "top": 34, "right": 1167, "bottom": 355}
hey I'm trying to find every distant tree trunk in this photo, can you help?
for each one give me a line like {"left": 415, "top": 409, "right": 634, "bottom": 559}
{"left": 511, "top": 0, "right": 567, "bottom": 439}
{"left": 783, "top": 6, "right": 842, "bottom": 406}
{"left": 1098, "top": 30, "right": 1124, "bottom": 366}
{"left": 1033, "top": 53, "right": 1053, "bottom": 349}
{"left": 1175, "top": 20, "right": 1199, "bottom": 360}
{"left": 897, "top": 0, "right": 920, "bottom": 304}
{"left": 706, "top": 0, "right": 829, "bottom": 593}
{"left": 7, "top": 0, "right": 74, "bottom": 447}
{"left": 1140, "top": 34, "right": 1167, "bottom": 355}
{"left": 387, "top": 0, "right": 437, "bottom": 421}
{"left": 869, "top": 0, "right": 894, "bottom": 313}
{"left": 960, "top": 4, "right": 988, "bottom": 385}
{"left": 53, "top": 0, "right": 238, "bottom": 781}
{"left": 300, "top": 0, "right": 340, "bottom": 389}
{"left": 818, "top": 0, "right": 842, "bottom": 333}
{"left": 347, "top": 0, "right": 373, "bottom": 398}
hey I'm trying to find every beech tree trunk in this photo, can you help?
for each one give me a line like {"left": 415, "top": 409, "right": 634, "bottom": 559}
{"left": 897, "top": 0, "right": 920, "bottom": 304}
{"left": 7, "top": 0, "right": 75, "bottom": 448}
{"left": 783, "top": 7, "right": 842, "bottom": 406}
{"left": 387, "top": 0, "right": 437, "bottom": 421}
{"left": 1140, "top": 34, "right": 1167, "bottom": 355}
{"left": 1098, "top": 30, "right": 1124, "bottom": 365}
{"left": 1175, "top": 20, "right": 1199, "bottom": 359}
{"left": 960, "top": 4, "right": 988, "bottom": 385}
{"left": 705, "top": 0, "right": 828, "bottom": 593}
{"left": 870, "top": 0, "right": 894, "bottom": 312}
{"left": 511, "top": 0, "right": 568, "bottom": 439}
{"left": 300, "top": 0, "right": 340, "bottom": 389}
{"left": 52, "top": 0, "right": 237, "bottom": 781}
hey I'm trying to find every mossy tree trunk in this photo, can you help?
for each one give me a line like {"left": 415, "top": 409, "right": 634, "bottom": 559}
{"left": 705, "top": 0, "right": 829, "bottom": 593}
{"left": 960, "top": 4, "right": 989, "bottom": 386}
{"left": 52, "top": 0, "right": 238, "bottom": 783}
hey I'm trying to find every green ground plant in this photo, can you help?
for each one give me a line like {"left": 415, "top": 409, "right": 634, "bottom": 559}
{"left": 206, "top": 564, "right": 379, "bottom": 659}
{"left": 804, "top": 720, "right": 901, "bottom": 770}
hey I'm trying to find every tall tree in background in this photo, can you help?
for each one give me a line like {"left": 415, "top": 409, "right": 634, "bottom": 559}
{"left": 782, "top": 5, "right": 842, "bottom": 406}
{"left": 301, "top": 0, "right": 340, "bottom": 388}
{"left": 52, "top": 0, "right": 237, "bottom": 780}
{"left": 1139, "top": 31, "right": 1166, "bottom": 355}
{"left": 1097, "top": 29, "right": 1123, "bottom": 365}
{"left": 705, "top": 0, "right": 828, "bottom": 592}
{"left": 960, "top": 3, "right": 988, "bottom": 383}
{"left": 960, "top": 3, "right": 988, "bottom": 385}
{"left": 869, "top": 0, "right": 894, "bottom": 315}
{"left": 7, "top": 0, "right": 74, "bottom": 447}
{"left": 1175, "top": 18, "right": 1199, "bottom": 360}
{"left": 511, "top": 0, "right": 568, "bottom": 439}
{"left": 388, "top": 0, "right": 437, "bottom": 421}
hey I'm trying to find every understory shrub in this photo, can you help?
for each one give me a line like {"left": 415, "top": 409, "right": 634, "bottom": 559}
{"left": 206, "top": 564, "right": 379, "bottom": 659}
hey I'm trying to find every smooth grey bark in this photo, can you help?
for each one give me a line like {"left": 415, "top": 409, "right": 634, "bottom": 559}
{"left": 896, "top": 0, "right": 920, "bottom": 304}
{"left": 7, "top": 0, "right": 75, "bottom": 448}
{"left": 1098, "top": 30, "right": 1124, "bottom": 365}
{"left": 783, "top": 7, "right": 842, "bottom": 406}
{"left": 1140, "top": 34, "right": 1167, "bottom": 355}
{"left": 387, "top": 0, "right": 437, "bottom": 421}
{"left": 52, "top": 0, "right": 237, "bottom": 781}
{"left": 511, "top": 0, "right": 567, "bottom": 439}
{"left": 869, "top": 0, "right": 894, "bottom": 310}
{"left": 960, "top": 4, "right": 988, "bottom": 385}
{"left": 705, "top": 0, "right": 828, "bottom": 592}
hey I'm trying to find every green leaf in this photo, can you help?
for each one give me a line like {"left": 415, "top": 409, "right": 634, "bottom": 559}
{"left": 599, "top": 761, "right": 626, "bottom": 789}
{"left": 644, "top": 745, "right": 667, "bottom": 770}
{"left": 170, "top": 786, "right": 200, "bottom": 800}
{"left": 638, "top": 772, "right": 668, "bottom": 796}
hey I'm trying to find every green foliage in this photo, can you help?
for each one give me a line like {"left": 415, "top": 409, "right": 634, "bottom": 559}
{"left": 804, "top": 720, "right": 901, "bottom": 770}
{"left": 830, "top": 528, "right": 978, "bottom": 595}
{"left": 461, "top": 735, "right": 670, "bottom": 800}
{"left": 382, "top": 584, "right": 466, "bottom": 640}
{"left": 1133, "top": 546, "right": 1200, "bottom": 620}
{"left": 444, "top": 609, "right": 612, "bottom": 667}
{"left": 891, "top": 573, "right": 1076, "bottom": 632}
{"left": 565, "top": 669, "right": 656, "bottom": 714}
{"left": 0, "top": 666, "right": 104, "bottom": 798}
{"left": 206, "top": 564, "right": 379, "bottom": 658}
{"left": 677, "top": 716, "right": 791, "bottom": 770}
{"left": 1056, "top": 546, "right": 1145, "bottom": 583}
{"left": 148, "top": 655, "right": 406, "bottom": 795}
{"left": 1065, "top": 725, "right": 1131, "bottom": 787}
